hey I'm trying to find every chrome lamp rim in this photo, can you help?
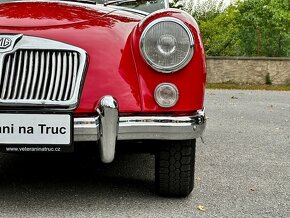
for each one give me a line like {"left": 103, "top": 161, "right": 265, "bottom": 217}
{"left": 139, "top": 17, "right": 195, "bottom": 73}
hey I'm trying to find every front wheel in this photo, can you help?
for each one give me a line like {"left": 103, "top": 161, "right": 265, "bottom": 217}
{"left": 155, "top": 139, "right": 196, "bottom": 197}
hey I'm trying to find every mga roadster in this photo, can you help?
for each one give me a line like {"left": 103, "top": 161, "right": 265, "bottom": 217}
{"left": 0, "top": 0, "right": 206, "bottom": 197}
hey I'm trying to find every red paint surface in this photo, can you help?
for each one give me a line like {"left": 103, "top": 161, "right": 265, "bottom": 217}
{"left": 132, "top": 9, "right": 207, "bottom": 112}
{"left": 0, "top": 2, "right": 206, "bottom": 115}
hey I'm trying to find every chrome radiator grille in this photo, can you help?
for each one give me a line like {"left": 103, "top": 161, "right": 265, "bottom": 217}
{"left": 0, "top": 34, "right": 87, "bottom": 109}
{"left": 1, "top": 50, "right": 80, "bottom": 101}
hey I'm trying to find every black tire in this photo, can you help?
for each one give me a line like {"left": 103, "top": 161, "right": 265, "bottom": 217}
{"left": 155, "top": 139, "right": 196, "bottom": 197}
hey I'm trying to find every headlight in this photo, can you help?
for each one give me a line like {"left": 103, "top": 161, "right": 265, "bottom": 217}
{"left": 154, "top": 83, "right": 179, "bottom": 108}
{"left": 140, "top": 17, "right": 194, "bottom": 73}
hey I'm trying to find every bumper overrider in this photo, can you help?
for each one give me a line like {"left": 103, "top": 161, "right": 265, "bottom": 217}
{"left": 74, "top": 96, "right": 206, "bottom": 163}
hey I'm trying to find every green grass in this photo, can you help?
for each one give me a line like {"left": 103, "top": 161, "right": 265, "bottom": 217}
{"left": 206, "top": 83, "right": 290, "bottom": 91}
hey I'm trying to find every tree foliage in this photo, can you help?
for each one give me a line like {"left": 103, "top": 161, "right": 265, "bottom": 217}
{"left": 177, "top": 0, "right": 290, "bottom": 57}
{"left": 188, "top": 0, "right": 225, "bottom": 21}
{"left": 197, "top": 4, "right": 242, "bottom": 56}
{"left": 169, "top": 0, "right": 184, "bottom": 9}
{"left": 236, "top": 0, "right": 290, "bottom": 57}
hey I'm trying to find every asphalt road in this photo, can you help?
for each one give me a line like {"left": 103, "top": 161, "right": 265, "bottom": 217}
{"left": 0, "top": 90, "right": 289, "bottom": 218}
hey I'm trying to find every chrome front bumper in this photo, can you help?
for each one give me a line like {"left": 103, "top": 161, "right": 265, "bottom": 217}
{"left": 74, "top": 96, "right": 206, "bottom": 163}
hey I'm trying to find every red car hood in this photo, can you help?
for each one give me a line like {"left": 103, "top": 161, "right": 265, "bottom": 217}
{"left": 0, "top": 1, "right": 114, "bottom": 27}
{"left": 0, "top": 1, "right": 145, "bottom": 114}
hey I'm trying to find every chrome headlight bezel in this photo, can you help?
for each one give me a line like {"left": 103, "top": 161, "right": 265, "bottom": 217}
{"left": 140, "top": 17, "right": 194, "bottom": 73}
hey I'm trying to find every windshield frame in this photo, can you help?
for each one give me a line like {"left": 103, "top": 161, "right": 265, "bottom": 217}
{"left": 102, "top": 0, "right": 169, "bottom": 14}
{"left": 104, "top": 0, "right": 169, "bottom": 7}
{"left": 0, "top": 0, "right": 170, "bottom": 13}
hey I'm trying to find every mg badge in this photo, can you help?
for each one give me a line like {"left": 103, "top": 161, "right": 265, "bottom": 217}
{"left": 0, "top": 37, "right": 12, "bottom": 49}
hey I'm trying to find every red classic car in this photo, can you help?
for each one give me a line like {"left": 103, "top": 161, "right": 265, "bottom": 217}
{"left": 0, "top": 0, "right": 206, "bottom": 197}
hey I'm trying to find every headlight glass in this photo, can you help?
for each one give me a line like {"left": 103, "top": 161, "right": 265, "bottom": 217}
{"left": 140, "top": 17, "right": 194, "bottom": 73}
{"left": 154, "top": 83, "right": 179, "bottom": 108}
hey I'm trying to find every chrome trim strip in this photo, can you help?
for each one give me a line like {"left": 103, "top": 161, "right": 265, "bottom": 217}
{"left": 74, "top": 117, "right": 100, "bottom": 142}
{"left": 118, "top": 111, "right": 205, "bottom": 140}
{"left": 0, "top": 34, "right": 87, "bottom": 109}
{"left": 74, "top": 109, "right": 206, "bottom": 141}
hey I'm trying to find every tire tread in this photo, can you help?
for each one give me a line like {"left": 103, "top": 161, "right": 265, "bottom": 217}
{"left": 155, "top": 140, "right": 196, "bottom": 197}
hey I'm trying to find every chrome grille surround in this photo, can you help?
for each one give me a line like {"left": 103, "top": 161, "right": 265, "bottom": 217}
{"left": 0, "top": 34, "right": 87, "bottom": 109}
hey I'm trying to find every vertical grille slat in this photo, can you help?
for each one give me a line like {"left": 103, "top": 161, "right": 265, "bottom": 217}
{"left": 70, "top": 52, "right": 79, "bottom": 99}
{"left": 0, "top": 48, "right": 83, "bottom": 107}
{"left": 58, "top": 52, "right": 68, "bottom": 101}
{"left": 18, "top": 50, "right": 28, "bottom": 99}
{"left": 12, "top": 50, "right": 23, "bottom": 99}
{"left": 46, "top": 52, "right": 57, "bottom": 100}
{"left": 51, "top": 52, "right": 62, "bottom": 101}
{"left": 29, "top": 51, "right": 39, "bottom": 99}
{"left": 35, "top": 51, "right": 45, "bottom": 99}
{"left": 5, "top": 53, "right": 17, "bottom": 99}
{"left": 23, "top": 51, "right": 34, "bottom": 99}
{"left": 41, "top": 51, "right": 51, "bottom": 100}
{"left": 1, "top": 55, "right": 12, "bottom": 99}
{"left": 64, "top": 52, "right": 73, "bottom": 100}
